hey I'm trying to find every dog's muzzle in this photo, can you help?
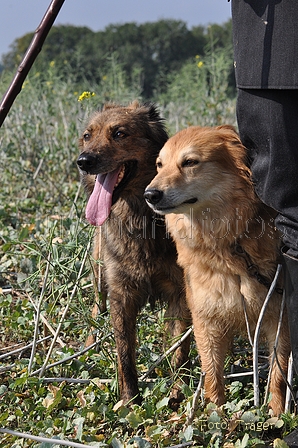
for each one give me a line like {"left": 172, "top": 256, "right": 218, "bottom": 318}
{"left": 144, "top": 188, "right": 163, "bottom": 205}
{"left": 77, "top": 153, "right": 100, "bottom": 174}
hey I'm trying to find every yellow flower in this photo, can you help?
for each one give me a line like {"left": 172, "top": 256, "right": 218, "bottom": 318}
{"left": 102, "top": 75, "right": 107, "bottom": 81}
{"left": 197, "top": 61, "right": 204, "bottom": 68}
{"left": 22, "top": 79, "right": 29, "bottom": 89}
{"left": 78, "top": 91, "right": 96, "bottom": 102}
{"left": 49, "top": 60, "right": 55, "bottom": 68}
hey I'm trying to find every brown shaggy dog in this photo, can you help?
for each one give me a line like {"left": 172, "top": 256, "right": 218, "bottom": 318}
{"left": 144, "top": 125, "right": 290, "bottom": 415}
{"left": 77, "top": 101, "right": 190, "bottom": 405}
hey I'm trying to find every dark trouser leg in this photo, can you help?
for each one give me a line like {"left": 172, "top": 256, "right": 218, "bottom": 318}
{"left": 236, "top": 88, "right": 298, "bottom": 373}
{"left": 282, "top": 249, "right": 298, "bottom": 375}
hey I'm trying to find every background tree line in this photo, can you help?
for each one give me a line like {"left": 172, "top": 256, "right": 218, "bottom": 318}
{"left": 1, "top": 19, "right": 234, "bottom": 99}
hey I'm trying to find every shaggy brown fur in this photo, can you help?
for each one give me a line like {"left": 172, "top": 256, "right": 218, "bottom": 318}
{"left": 77, "top": 101, "right": 190, "bottom": 405}
{"left": 145, "top": 125, "right": 290, "bottom": 415}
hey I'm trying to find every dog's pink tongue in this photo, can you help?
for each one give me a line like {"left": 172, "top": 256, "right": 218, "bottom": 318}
{"left": 86, "top": 168, "right": 121, "bottom": 226}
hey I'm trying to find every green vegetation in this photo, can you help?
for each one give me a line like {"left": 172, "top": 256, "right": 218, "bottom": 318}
{"left": 1, "top": 20, "right": 234, "bottom": 99}
{"left": 0, "top": 21, "right": 296, "bottom": 447}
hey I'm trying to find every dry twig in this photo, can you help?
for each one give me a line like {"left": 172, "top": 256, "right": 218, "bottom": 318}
{"left": 35, "top": 240, "right": 91, "bottom": 377}
{"left": 140, "top": 326, "right": 193, "bottom": 381}
{"left": 28, "top": 253, "right": 51, "bottom": 374}
{"left": 0, "top": 336, "right": 51, "bottom": 361}
{"left": 252, "top": 263, "right": 282, "bottom": 408}
{"left": 0, "top": 428, "right": 97, "bottom": 448}
{"left": 185, "top": 371, "right": 206, "bottom": 427}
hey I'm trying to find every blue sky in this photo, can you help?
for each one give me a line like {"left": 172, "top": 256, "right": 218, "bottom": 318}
{"left": 0, "top": 0, "right": 231, "bottom": 59}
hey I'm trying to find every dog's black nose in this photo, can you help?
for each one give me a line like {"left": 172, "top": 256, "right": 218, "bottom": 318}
{"left": 144, "top": 188, "right": 163, "bottom": 204}
{"left": 77, "top": 153, "right": 98, "bottom": 173}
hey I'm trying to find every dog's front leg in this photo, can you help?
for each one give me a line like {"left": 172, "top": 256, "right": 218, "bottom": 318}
{"left": 192, "top": 316, "right": 230, "bottom": 406}
{"left": 185, "top": 277, "right": 231, "bottom": 407}
{"left": 109, "top": 294, "right": 140, "bottom": 405}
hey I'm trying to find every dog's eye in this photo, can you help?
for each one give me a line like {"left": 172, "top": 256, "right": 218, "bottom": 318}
{"left": 182, "top": 159, "right": 199, "bottom": 168}
{"left": 113, "top": 130, "right": 127, "bottom": 139}
{"left": 156, "top": 161, "right": 162, "bottom": 169}
{"left": 83, "top": 132, "right": 91, "bottom": 141}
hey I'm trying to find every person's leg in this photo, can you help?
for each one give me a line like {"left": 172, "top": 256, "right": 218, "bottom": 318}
{"left": 237, "top": 88, "right": 298, "bottom": 377}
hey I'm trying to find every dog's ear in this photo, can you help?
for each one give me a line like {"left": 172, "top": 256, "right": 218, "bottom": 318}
{"left": 215, "top": 125, "right": 251, "bottom": 178}
{"left": 216, "top": 124, "right": 238, "bottom": 135}
{"left": 102, "top": 102, "right": 117, "bottom": 111}
{"left": 144, "top": 103, "right": 163, "bottom": 124}
{"left": 142, "top": 102, "right": 168, "bottom": 147}
{"left": 216, "top": 125, "right": 242, "bottom": 145}
{"left": 129, "top": 100, "right": 141, "bottom": 110}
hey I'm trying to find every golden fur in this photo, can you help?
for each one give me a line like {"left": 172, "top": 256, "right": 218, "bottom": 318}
{"left": 145, "top": 125, "right": 290, "bottom": 415}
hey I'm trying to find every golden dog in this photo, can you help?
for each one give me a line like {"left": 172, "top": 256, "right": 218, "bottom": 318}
{"left": 144, "top": 125, "right": 290, "bottom": 415}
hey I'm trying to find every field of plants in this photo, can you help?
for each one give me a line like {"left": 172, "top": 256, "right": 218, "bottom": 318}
{"left": 0, "top": 50, "right": 297, "bottom": 447}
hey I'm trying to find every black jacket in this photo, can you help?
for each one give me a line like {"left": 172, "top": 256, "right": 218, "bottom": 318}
{"left": 232, "top": 0, "right": 298, "bottom": 88}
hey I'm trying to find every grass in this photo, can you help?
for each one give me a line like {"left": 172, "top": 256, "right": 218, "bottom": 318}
{"left": 0, "top": 52, "right": 297, "bottom": 447}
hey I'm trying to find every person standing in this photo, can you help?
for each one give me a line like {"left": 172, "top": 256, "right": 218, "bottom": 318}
{"left": 231, "top": 0, "right": 298, "bottom": 422}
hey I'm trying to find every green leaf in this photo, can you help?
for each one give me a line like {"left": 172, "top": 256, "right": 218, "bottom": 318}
{"left": 249, "top": 438, "right": 266, "bottom": 447}
{"left": 273, "top": 439, "right": 289, "bottom": 448}
{"left": 40, "top": 439, "right": 60, "bottom": 448}
{"left": 128, "top": 436, "right": 152, "bottom": 447}
{"left": 155, "top": 396, "right": 169, "bottom": 411}
{"left": 229, "top": 381, "right": 243, "bottom": 397}
{"left": 1, "top": 242, "right": 12, "bottom": 252}
{"left": 146, "top": 425, "right": 164, "bottom": 441}
{"left": 0, "top": 385, "right": 8, "bottom": 396}
{"left": 111, "top": 438, "right": 124, "bottom": 448}
{"left": 126, "top": 410, "right": 144, "bottom": 429}
{"left": 183, "top": 424, "right": 193, "bottom": 441}
{"left": 46, "top": 389, "right": 63, "bottom": 413}
{"left": 15, "top": 408, "right": 23, "bottom": 418}
{"left": 240, "top": 432, "right": 249, "bottom": 448}
{"left": 18, "top": 225, "right": 29, "bottom": 241}
{"left": 73, "top": 416, "right": 85, "bottom": 441}
{"left": 241, "top": 411, "right": 258, "bottom": 424}
{"left": 267, "top": 417, "right": 284, "bottom": 429}
{"left": 10, "top": 376, "right": 28, "bottom": 390}
{"left": 0, "top": 411, "right": 9, "bottom": 423}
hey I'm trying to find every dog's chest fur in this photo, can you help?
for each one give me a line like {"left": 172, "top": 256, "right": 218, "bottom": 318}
{"left": 101, "top": 198, "right": 183, "bottom": 306}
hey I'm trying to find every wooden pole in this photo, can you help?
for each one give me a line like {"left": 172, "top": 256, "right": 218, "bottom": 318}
{"left": 0, "top": 0, "right": 66, "bottom": 127}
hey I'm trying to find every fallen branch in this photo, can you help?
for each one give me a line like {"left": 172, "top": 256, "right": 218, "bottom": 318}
{"left": 41, "top": 377, "right": 91, "bottom": 384}
{"left": 32, "top": 338, "right": 97, "bottom": 376}
{"left": 0, "top": 0, "right": 65, "bottom": 127}
{"left": 140, "top": 325, "right": 193, "bottom": 381}
{"left": 0, "top": 428, "right": 97, "bottom": 448}
{"left": 0, "top": 365, "right": 15, "bottom": 373}
{"left": 0, "top": 336, "right": 51, "bottom": 361}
